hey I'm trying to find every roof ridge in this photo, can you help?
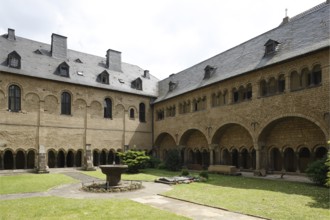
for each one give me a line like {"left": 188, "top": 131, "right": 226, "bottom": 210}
{"left": 289, "top": 2, "right": 327, "bottom": 22}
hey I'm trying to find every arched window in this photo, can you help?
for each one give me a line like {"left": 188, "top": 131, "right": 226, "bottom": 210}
{"left": 104, "top": 98, "right": 112, "bottom": 118}
{"left": 232, "top": 88, "right": 239, "bottom": 103}
{"left": 268, "top": 78, "right": 277, "bottom": 95}
{"left": 312, "top": 65, "right": 322, "bottom": 86}
{"left": 130, "top": 108, "right": 135, "bottom": 119}
{"left": 260, "top": 80, "right": 267, "bottom": 96}
{"left": 301, "top": 68, "right": 310, "bottom": 88}
{"left": 278, "top": 74, "right": 285, "bottom": 93}
{"left": 290, "top": 71, "right": 300, "bottom": 91}
{"left": 8, "top": 85, "right": 21, "bottom": 112}
{"left": 61, "top": 92, "right": 71, "bottom": 115}
{"left": 139, "top": 103, "right": 146, "bottom": 122}
{"left": 246, "top": 84, "right": 252, "bottom": 100}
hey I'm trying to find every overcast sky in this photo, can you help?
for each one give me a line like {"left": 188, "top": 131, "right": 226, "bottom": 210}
{"left": 0, "top": 0, "right": 325, "bottom": 80}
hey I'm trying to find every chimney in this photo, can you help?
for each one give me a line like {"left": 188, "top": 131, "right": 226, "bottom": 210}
{"left": 51, "top": 33, "right": 67, "bottom": 59}
{"left": 280, "top": 9, "right": 289, "bottom": 26}
{"left": 106, "top": 49, "right": 122, "bottom": 72}
{"left": 143, "top": 70, "right": 150, "bottom": 79}
{"left": 7, "top": 28, "right": 16, "bottom": 40}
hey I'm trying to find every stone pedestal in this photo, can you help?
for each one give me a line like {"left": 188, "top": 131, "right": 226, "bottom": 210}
{"left": 99, "top": 165, "right": 128, "bottom": 186}
{"left": 83, "top": 144, "right": 95, "bottom": 171}
{"left": 36, "top": 145, "right": 49, "bottom": 173}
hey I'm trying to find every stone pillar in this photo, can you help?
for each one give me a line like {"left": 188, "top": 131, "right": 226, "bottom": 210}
{"left": 37, "top": 145, "right": 49, "bottom": 173}
{"left": 83, "top": 144, "right": 95, "bottom": 171}
{"left": 209, "top": 150, "right": 214, "bottom": 165}
{"left": 13, "top": 153, "right": 16, "bottom": 169}
{"left": 285, "top": 75, "right": 290, "bottom": 92}
{"left": 295, "top": 152, "right": 300, "bottom": 173}
{"left": 255, "top": 149, "right": 260, "bottom": 170}
{"left": 281, "top": 151, "right": 285, "bottom": 172}
{"left": 239, "top": 152, "right": 243, "bottom": 169}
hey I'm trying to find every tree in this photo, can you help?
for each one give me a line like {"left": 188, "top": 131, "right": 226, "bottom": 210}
{"left": 306, "top": 156, "right": 328, "bottom": 186}
{"left": 117, "top": 150, "right": 150, "bottom": 173}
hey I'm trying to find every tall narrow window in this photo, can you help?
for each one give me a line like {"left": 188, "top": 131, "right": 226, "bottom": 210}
{"left": 312, "top": 65, "right": 322, "bottom": 86}
{"left": 104, "top": 98, "right": 112, "bottom": 118}
{"left": 278, "top": 75, "right": 285, "bottom": 93}
{"left": 130, "top": 108, "right": 135, "bottom": 119}
{"left": 61, "top": 92, "right": 71, "bottom": 115}
{"left": 139, "top": 103, "right": 146, "bottom": 122}
{"left": 8, "top": 85, "right": 21, "bottom": 112}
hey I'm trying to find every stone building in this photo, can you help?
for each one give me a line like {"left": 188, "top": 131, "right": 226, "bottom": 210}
{"left": 0, "top": 1, "right": 329, "bottom": 173}
{"left": 153, "top": 1, "right": 330, "bottom": 174}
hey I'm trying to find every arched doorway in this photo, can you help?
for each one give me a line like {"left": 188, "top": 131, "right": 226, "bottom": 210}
{"left": 4, "top": 150, "right": 14, "bottom": 169}
{"left": 16, "top": 150, "right": 25, "bottom": 169}
{"left": 48, "top": 151, "right": 56, "bottom": 168}
{"left": 67, "top": 150, "right": 75, "bottom": 167}
{"left": 100, "top": 150, "right": 107, "bottom": 165}
{"left": 284, "top": 147, "right": 295, "bottom": 172}
{"left": 108, "top": 150, "right": 115, "bottom": 164}
{"left": 179, "top": 129, "right": 208, "bottom": 168}
{"left": 270, "top": 148, "right": 281, "bottom": 171}
{"left": 212, "top": 123, "right": 253, "bottom": 168}
{"left": 258, "top": 116, "right": 326, "bottom": 171}
{"left": 241, "top": 148, "right": 249, "bottom": 169}
{"left": 76, "top": 150, "right": 82, "bottom": 167}
{"left": 93, "top": 150, "right": 99, "bottom": 166}
{"left": 299, "top": 147, "right": 310, "bottom": 173}
{"left": 27, "top": 150, "right": 35, "bottom": 169}
{"left": 315, "top": 146, "right": 327, "bottom": 160}
{"left": 154, "top": 133, "right": 176, "bottom": 161}
{"left": 57, "top": 150, "right": 65, "bottom": 168}
{"left": 231, "top": 149, "right": 239, "bottom": 168}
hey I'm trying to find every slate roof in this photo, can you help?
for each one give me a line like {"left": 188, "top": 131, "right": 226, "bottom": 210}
{"left": 0, "top": 34, "right": 159, "bottom": 97}
{"left": 155, "top": 1, "right": 330, "bottom": 103}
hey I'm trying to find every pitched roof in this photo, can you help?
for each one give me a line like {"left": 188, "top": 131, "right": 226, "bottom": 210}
{"left": 155, "top": 2, "right": 330, "bottom": 103}
{"left": 0, "top": 34, "right": 159, "bottom": 97}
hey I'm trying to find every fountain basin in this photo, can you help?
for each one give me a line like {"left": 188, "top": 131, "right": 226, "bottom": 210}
{"left": 99, "top": 165, "right": 128, "bottom": 186}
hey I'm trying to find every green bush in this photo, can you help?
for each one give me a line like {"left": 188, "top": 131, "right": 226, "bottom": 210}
{"left": 326, "top": 152, "right": 330, "bottom": 187}
{"left": 164, "top": 149, "right": 182, "bottom": 171}
{"left": 181, "top": 169, "right": 189, "bottom": 176}
{"left": 306, "top": 157, "right": 327, "bottom": 186}
{"left": 117, "top": 150, "right": 150, "bottom": 173}
{"left": 157, "top": 162, "right": 166, "bottom": 170}
{"left": 199, "top": 171, "right": 209, "bottom": 180}
{"left": 146, "top": 156, "right": 161, "bottom": 168}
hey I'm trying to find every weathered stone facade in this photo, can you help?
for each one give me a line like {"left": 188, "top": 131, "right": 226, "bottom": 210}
{"left": 0, "top": 72, "right": 153, "bottom": 169}
{"left": 153, "top": 49, "right": 329, "bottom": 173}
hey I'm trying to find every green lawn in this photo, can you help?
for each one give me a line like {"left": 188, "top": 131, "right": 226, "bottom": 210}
{"left": 0, "top": 174, "right": 77, "bottom": 194}
{"left": 0, "top": 196, "right": 188, "bottom": 220}
{"left": 163, "top": 173, "right": 330, "bottom": 220}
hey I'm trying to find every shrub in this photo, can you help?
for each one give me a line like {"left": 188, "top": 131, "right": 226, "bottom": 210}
{"left": 199, "top": 171, "right": 209, "bottom": 180}
{"left": 181, "top": 169, "right": 189, "bottom": 176}
{"left": 164, "top": 149, "right": 182, "bottom": 171}
{"left": 157, "top": 162, "right": 166, "bottom": 170}
{"left": 117, "top": 150, "right": 150, "bottom": 173}
{"left": 146, "top": 156, "right": 161, "bottom": 168}
{"left": 326, "top": 152, "right": 330, "bottom": 187}
{"left": 306, "top": 157, "right": 327, "bottom": 186}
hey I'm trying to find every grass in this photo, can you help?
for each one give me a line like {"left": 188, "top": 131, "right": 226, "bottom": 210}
{"left": 0, "top": 196, "right": 189, "bottom": 220}
{"left": 0, "top": 173, "right": 77, "bottom": 194}
{"left": 163, "top": 173, "right": 330, "bottom": 220}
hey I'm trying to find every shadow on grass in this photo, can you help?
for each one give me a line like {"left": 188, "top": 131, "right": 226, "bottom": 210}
{"left": 203, "top": 173, "right": 329, "bottom": 210}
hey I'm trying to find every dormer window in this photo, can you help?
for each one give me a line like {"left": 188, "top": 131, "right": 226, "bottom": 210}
{"left": 7, "top": 51, "right": 21, "bottom": 69}
{"left": 57, "top": 62, "right": 70, "bottom": 77}
{"left": 169, "top": 81, "right": 177, "bottom": 92}
{"left": 97, "top": 70, "right": 109, "bottom": 84}
{"left": 204, "top": 65, "right": 216, "bottom": 79}
{"left": 131, "top": 78, "right": 142, "bottom": 90}
{"left": 264, "top": 39, "right": 279, "bottom": 55}
{"left": 74, "top": 58, "right": 83, "bottom": 63}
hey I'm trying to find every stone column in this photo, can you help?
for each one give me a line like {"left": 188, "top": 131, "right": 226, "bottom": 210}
{"left": 209, "top": 150, "right": 214, "bottom": 165}
{"left": 13, "top": 153, "right": 16, "bottom": 169}
{"left": 285, "top": 75, "right": 290, "bottom": 92}
{"left": 36, "top": 145, "right": 49, "bottom": 173}
{"left": 83, "top": 144, "right": 95, "bottom": 171}
{"left": 295, "top": 152, "right": 300, "bottom": 173}
{"left": 281, "top": 151, "right": 285, "bottom": 172}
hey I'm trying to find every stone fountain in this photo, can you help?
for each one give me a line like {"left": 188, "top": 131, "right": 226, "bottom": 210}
{"left": 99, "top": 164, "right": 128, "bottom": 186}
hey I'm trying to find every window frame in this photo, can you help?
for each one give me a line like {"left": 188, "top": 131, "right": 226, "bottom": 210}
{"left": 104, "top": 98, "right": 112, "bottom": 119}
{"left": 61, "top": 92, "right": 71, "bottom": 115}
{"left": 8, "top": 84, "right": 21, "bottom": 112}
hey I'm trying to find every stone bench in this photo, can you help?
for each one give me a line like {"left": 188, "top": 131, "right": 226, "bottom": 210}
{"left": 208, "top": 165, "right": 238, "bottom": 175}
